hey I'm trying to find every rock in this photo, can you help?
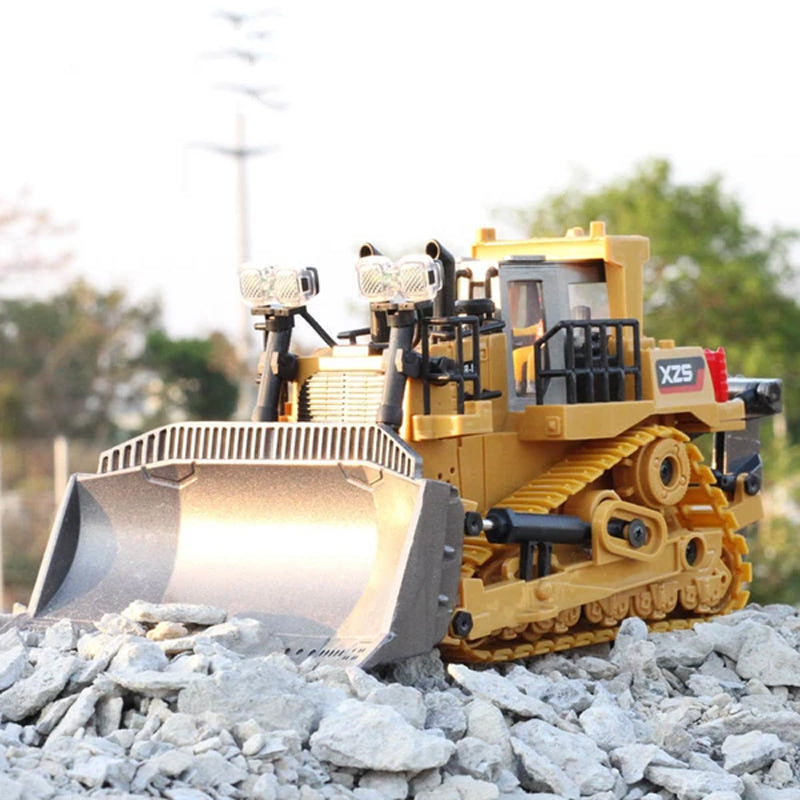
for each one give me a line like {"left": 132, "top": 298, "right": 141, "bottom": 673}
{"left": 43, "top": 619, "right": 79, "bottom": 651}
{"left": 178, "top": 660, "right": 317, "bottom": 741}
{"left": 610, "top": 617, "right": 649, "bottom": 662}
{"left": 735, "top": 624, "right": 800, "bottom": 686}
{"left": 454, "top": 736, "right": 502, "bottom": 781}
{"left": 721, "top": 730, "right": 789, "bottom": 774}
{"left": 610, "top": 743, "right": 686, "bottom": 783}
{"left": 644, "top": 766, "right": 744, "bottom": 800}
{"left": 358, "top": 771, "right": 409, "bottom": 800}
{"left": 94, "top": 612, "right": 147, "bottom": 637}
{"left": 650, "top": 630, "right": 714, "bottom": 669}
{"left": 425, "top": 691, "right": 468, "bottom": 741}
{"left": 309, "top": 699, "right": 455, "bottom": 771}
{"left": 109, "top": 669, "right": 203, "bottom": 696}
{"left": 578, "top": 695, "right": 637, "bottom": 750}
{"left": 0, "top": 644, "right": 28, "bottom": 691}
{"left": 447, "top": 664, "right": 559, "bottom": 722}
{"left": 0, "top": 653, "right": 77, "bottom": 721}
{"left": 510, "top": 736, "right": 579, "bottom": 799}
{"left": 109, "top": 639, "right": 170, "bottom": 673}
{"left": 0, "top": 605, "right": 798, "bottom": 798}
{"left": 512, "top": 718, "right": 615, "bottom": 795}
{"left": 693, "top": 620, "right": 750, "bottom": 660}
{"left": 123, "top": 600, "right": 228, "bottom": 626}
{"left": 188, "top": 750, "right": 249, "bottom": 788}
{"left": 47, "top": 684, "right": 102, "bottom": 738}
{"left": 365, "top": 683, "right": 426, "bottom": 728}
{"left": 465, "top": 699, "right": 514, "bottom": 772}
{"left": 148, "top": 621, "right": 191, "bottom": 641}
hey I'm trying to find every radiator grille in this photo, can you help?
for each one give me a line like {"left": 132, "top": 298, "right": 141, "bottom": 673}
{"left": 298, "top": 371, "right": 384, "bottom": 424}
{"left": 98, "top": 422, "right": 420, "bottom": 478}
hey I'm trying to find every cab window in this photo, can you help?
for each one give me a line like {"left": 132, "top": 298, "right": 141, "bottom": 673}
{"left": 508, "top": 280, "right": 545, "bottom": 397}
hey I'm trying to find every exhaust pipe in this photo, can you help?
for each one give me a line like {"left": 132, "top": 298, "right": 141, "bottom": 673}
{"left": 427, "top": 239, "right": 456, "bottom": 319}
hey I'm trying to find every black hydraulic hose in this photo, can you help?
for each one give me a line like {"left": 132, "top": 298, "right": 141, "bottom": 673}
{"left": 377, "top": 308, "right": 416, "bottom": 429}
{"left": 251, "top": 315, "right": 293, "bottom": 422}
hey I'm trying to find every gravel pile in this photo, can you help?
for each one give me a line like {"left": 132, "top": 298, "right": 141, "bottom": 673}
{"left": 0, "top": 601, "right": 799, "bottom": 800}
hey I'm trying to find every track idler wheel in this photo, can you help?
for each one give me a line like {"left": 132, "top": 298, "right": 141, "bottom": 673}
{"left": 613, "top": 436, "right": 691, "bottom": 508}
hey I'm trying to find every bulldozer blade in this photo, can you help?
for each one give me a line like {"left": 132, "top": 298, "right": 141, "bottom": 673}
{"left": 29, "top": 460, "right": 464, "bottom": 668}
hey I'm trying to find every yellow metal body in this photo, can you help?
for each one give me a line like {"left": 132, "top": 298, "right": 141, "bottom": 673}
{"left": 282, "top": 222, "right": 758, "bottom": 661}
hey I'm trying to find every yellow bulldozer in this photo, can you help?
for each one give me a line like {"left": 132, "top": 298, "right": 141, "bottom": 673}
{"left": 27, "top": 222, "right": 781, "bottom": 667}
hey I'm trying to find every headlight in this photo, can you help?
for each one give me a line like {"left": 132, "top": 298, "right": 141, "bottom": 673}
{"left": 397, "top": 255, "right": 443, "bottom": 301}
{"left": 355, "top": 255, "right": 397, "bottom": 302}
{"left": 355, "top": 254, "right": 442, "bottom": 303}
{"left": 239, "top": 265, "right": 319, "bottom": 309}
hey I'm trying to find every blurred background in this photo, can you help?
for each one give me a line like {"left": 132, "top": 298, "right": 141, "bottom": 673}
{"left": 1, "top": 0, "right": 798, "bottom": 607}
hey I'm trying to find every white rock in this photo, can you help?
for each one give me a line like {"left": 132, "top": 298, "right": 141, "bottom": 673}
{"left": 43, "top": 619, "right": 79, "bottom": 652}
{"left": 95, "top": 695, "right": 124, "bottom": 737}
{"left": 512, "top": 718, "right": 615, "bottom": 794}
{"left": 721, "top": 730, "right": 789, "bottom": 774}
{"left": 0, "top": 774, "right": 23, "bottom": 800}
{"left": 309, "top": 699, "right": 455, "bottom": 771}
{"left": 510, "top": 736, "right": 579, "bottom": 799}
{"left": 94, "top": 612, "right": 147, "bottom": 637}
{"left": 611, "top": 617, "right": 649, "bottom": 662}
{"left": 188, "top": 750, "right": 249, "bottom": 788}
{"left": 177, "top": 663, "right": 316, "bottom": 741}
{"left": 447, "top": 664, "right": 559, "bottom": 723}
{"left": 693, "top": 621, "right": 750, "bottom": 660}
{"left": 148, "top": 621, "right": 191, "bottom": 641}
{"left": 579, "top": 697, "right": 637, "bottom": 750}
{"left": 0, "top": 645, "right": 28, "bottom": 692}
{"left": 123, "top": 600, "right": 227, "bottom": 626}
{"left": 650, "top": 630, "right": 714, "bottom": 669}
{"left": 365, "top": 683, "right": 426, "bottom": 728}
{"left": 735, "top": 624, "right": 800, "bottom": 686}
{"left": 454, "top": 736, "right": 502, "bottom": 780}
{"left": 110, "top": 669, "right": 203, "bottom": 695}
{"left": 644, "top": 765, "right": 744, "bottom": 800}
{"left": 465, "top": 699, "right": 514, "bottom": 772}
{"left": 133, "top": 749, "right": 194, "bottom": 791}
{"left": 358, "top": 771, "right": 409, "bottom": 800}
{"left": 0, "top": 653, "right": 77, "bottom": 721}
{"left": 439, "top": 774, "right": 500, "bottom": 800}
{"left": 154, "top": 712, "right": 200, "bottom": 747}
{"left": 424, "top": 691, "right": 467, "bottom": 741}
{"left": 610, "top": 743, "right": 684, "bottom": 783}
{"left": 35, "top": 693, "right": 79, "bottom": 735}
{"left": 109, "top": 639, "right": 170, "bottom": 673}
{"left": 47, "top": 684, "right": 101, "bottom": 738}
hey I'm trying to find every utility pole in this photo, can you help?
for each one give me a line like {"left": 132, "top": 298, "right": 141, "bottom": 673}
{"left": 198, "top": 8, "right": 284, "bottom": 418}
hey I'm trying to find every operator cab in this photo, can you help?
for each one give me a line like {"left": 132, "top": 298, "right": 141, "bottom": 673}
{"left": 497, "top": 257, "right": 639, "bottom": 410}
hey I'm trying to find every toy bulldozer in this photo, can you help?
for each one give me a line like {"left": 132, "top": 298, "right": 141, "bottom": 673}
{"left": 27, "top": 223, "right": 781, "bottom": 667}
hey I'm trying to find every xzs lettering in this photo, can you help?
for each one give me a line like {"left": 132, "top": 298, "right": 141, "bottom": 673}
{"left": 656, "top": 356, "right": 705, "bottom": 393}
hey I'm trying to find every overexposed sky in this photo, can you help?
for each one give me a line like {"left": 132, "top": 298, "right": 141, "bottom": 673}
{"left": 1, "top": 0, "right": 798, "bottom": 346}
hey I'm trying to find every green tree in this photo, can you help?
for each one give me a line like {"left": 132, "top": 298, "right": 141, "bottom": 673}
{"left": 505, "top": 158, "right": 800, "bottom": 437}
{"left": 0, "top": 280, "right": 161, "bottom": 440}
{"left": 506, "top": 158, "right": 800, "bottom": 605}
{"left": 140, "top": 330, "right": 240, "bottom": 425}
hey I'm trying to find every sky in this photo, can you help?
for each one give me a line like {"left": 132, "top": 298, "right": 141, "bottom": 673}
{"left": 1, "top": 0, "right": 798, "bottom": 353}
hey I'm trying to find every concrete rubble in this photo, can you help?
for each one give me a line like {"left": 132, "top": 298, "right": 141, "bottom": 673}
{"left": 0, "top": 602, "right": 797, "bottom": 798}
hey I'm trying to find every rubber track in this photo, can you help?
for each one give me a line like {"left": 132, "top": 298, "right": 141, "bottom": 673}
{"left": 444, "top": 425, "right": 751, "bottom": 663}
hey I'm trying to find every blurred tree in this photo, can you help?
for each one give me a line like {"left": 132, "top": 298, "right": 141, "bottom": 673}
{"left": 506, "top": 157, "right": 800, "bottom": 605}
{"left": 140, "top": 330, "right": 240, "bottom": 425}
{"left": 0, "top": 283, "right": 243, "bottom": 441}
{"left": 0, "top": 192, "right": 73, "bottom": 282}
{"left": 505, "top": 158, "right": 800, "bottom": 438}
{"left": 0, "top": 280, "right": 161, "bottom": 441}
